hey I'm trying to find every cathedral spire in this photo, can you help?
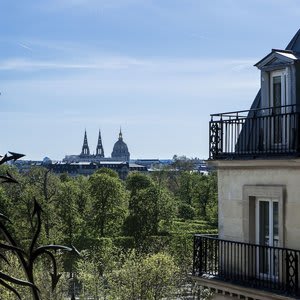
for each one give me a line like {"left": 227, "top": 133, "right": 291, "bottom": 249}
{"left": 96, "top": 129, "right": 105, "bottom": 157}
{"left": 80, "top": 129, "right": 90, "bottom": 156}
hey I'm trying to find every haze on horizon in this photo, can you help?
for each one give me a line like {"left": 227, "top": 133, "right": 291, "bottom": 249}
{"left": 1, "top": 0, "right": 300, "bottom": 160}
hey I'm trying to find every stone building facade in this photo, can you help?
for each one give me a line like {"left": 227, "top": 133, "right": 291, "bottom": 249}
{"left": 192, "top": 29, "right": 300, "bottom": 300}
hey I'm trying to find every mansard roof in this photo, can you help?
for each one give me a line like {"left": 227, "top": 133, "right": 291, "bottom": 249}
{"left": 286, "top": 28, "right": 300, "bottom": 52}
{"left": 249, "top": 29, "right": 300, "bottom": 112}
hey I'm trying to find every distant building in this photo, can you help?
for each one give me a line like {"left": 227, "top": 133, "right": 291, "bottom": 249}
{"left": 63, "top": 128, "right": 130, "bottom": 163}
{"left": 12, "top": 129, "right": 146, "bottom": 179}
{"left": 133, "top": 158, "right": 209, "bottom": 173}
{"left": 111, "top": 130, "right": 130, "bottom": 161}
{"left": 13, "top": 159, "right": 147, "bottom": 180}
{"left": 133, "top": 159, "right": 162, "bottom": 169}
{"left": 49, "top": 161, "right": 131, "bottom": 180}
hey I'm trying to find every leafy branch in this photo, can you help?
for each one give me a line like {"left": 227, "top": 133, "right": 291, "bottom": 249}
{"left": 0, "top": 151, "right": 79, "bottom": 299}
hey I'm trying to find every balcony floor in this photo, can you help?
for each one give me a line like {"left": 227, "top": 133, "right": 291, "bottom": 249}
{"left": 191, "top": 275, "right": 297, "bottom": 300}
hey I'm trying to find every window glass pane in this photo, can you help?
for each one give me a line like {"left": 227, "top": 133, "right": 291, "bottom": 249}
{"left": 273, "top": 76, "right": 281, "bottom": 109}
{"left": 259, "top": 201, "right": 269, "bottom": 246}
{"left": 273, "top": 202, "right": 279, "bottom": 246}
{"left": 259, "top": 201, "right": 269, "bottom": 274}
{"left": 273, "top": 75, "right": 282, "bottom": 143}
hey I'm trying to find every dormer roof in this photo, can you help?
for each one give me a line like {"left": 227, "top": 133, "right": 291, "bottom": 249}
{"left": 254, "top": 29, "right": 300, "bottom": 70}
{"left": 254, "top": 49, "right": 300, "bottom": 70}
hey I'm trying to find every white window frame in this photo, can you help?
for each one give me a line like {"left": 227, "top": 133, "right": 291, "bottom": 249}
{"left": 242, "top": 185, "right": 284, "bottom": 247}
{"left": 269, "top": 69, "right": 289, "bottom": 146}
{"left": 270, "top": 69, "right": 289, "bottom": 108}
{"left": 255, "top": 198, "right": 279, "bottom": 279}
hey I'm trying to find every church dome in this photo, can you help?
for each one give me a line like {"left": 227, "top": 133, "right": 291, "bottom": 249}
{"left": 42, "top": 157, "right": 52, "bottom": 165}
{"left": 111, "top": 130, "right": 130, "bottom": 161}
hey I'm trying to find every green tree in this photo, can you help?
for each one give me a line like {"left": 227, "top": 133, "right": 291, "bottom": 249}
{"left": 55, "top": 180, "right": 83, "bottom": 245}
{"left": 178, "top": 202, "right": 195, "bottom": 220}
{"left": 0, "top": 166, "right": 46, "bottom": 246}
{"left": 178, "top": 171, "right": 196, "bottom": 206}
{"left": 171, "top": 155, "right": 195, "bottom": 171}
{"left": 25, "top": 167, "right": 61, "bottom": 242}
{"left": 108, "top": 251, "right": 179, "bottom": 300}
{"left": 125, "top": 183, "right": 176, "bottom": 239}
{"left": 0, "top": 185, "right": 12, "bottom": 219}
{"left": 142, "top": 252, "right": 179, "bottom": 299}
{"left": 125, "top": 173, "right": 154, "bottom": 238}
{"left": 74, "top": 175, "right": 91, "bottom": 217}
{"left": 95, "top": 167, "right": 119, "bottom": 178}
{"left": 205, "top": 172, "right": 218, "bottom": 224}
{"left": 126, "top": 172, "right": 153, "bottom": 198}
{"left": 89, "top": 173, "right": 128, "bottom": 237}
{"left": 0, "top": 165, "right": 74, "bottom": 299}
{"left": 71, "top": 175, "right": 93, "bottom": 247}
{"left": 192, "top": 172, "right": 217, "bottom": 221}
{"left": 76, "top": 239, "right": 117, "bottom": 299}
{"left": 0, "top": 252, "right": 69, "bottom": 300}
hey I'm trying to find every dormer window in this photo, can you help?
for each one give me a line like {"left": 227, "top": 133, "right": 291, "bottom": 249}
{"left": 255, "top": 50, "right": 296, "bottom": 110}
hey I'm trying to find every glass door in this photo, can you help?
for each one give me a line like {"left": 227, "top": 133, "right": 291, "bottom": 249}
{"left": 270, "top": 70, "right": 288, "bottom": 146}
{"left": 256, "top": 198, "right": 279, "bottom": 278}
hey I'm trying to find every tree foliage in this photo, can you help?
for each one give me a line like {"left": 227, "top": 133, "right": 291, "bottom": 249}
{"left": 76, "top": 239, "right": 117, "bottom": 299}
{"left": 108, "top": 251, "right": 179, "bottom": 300}
{"left": 124, "top": 173, "right": 176, "bottom": 239}
{"left": 94, "top": 167, "right": 119, "bottom": 178}
{"left": 55, "top": 180, "right": 83, "bottom": 245}
{"left": 89, "top": 173, "right": 128, "bottom": 237}
{"left": 0, "top": 161, "right": 218, "bottom": 299}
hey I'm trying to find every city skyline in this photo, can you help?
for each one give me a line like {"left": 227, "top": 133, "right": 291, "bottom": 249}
{"left": 1, "top": 1, "right": 300, "bottom": 160}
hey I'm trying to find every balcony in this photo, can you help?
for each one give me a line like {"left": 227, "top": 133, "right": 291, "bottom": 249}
{"left": 209, "top": 104, "right": 300, "bottom": 160}
{"left": 193, "top": 235, "right": 300, "bottom": 298}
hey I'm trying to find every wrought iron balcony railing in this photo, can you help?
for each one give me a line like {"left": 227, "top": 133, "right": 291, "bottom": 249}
{"left": 209, "top": 104, "right": 300, "bottom": 159}
{"left": 193, "top": 235, "right": 300, "bottom": 297}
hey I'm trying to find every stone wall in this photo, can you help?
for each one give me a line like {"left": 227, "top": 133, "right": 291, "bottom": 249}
{"left": 214, "top": 159, "right": 300, "bottom": 250}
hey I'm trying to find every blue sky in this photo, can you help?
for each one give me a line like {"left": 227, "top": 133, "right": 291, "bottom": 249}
{"left": 1, "top": 0, "right": 300, "bottom": 160}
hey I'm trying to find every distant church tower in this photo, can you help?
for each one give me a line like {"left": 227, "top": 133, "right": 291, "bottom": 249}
{"left": 111, "top": 128, "right": 130, "bottom": 161}
{"left": 95, "top": 129, "right": 105, "bottom": 157}
{"left": 80, "top": 130, "right": 90, "bottom": 156}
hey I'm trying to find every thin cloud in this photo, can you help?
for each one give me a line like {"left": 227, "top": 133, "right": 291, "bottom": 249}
{"left": 37, "top": 0, "right": 140, "bottom": 12}
{"left": 0, "top": 57, "right": 145, "bottom": 71}
{"left": 18, "top": 43, "right": 33, "bottom": 51}
{"left": 0, "top": 55, "right": 258, "bottom": 73}
{"left": 0, "top": 58, "right": 92, "bottom": 71}
{"left": 189, "top": 33, "right": 211, "bottom": 40}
